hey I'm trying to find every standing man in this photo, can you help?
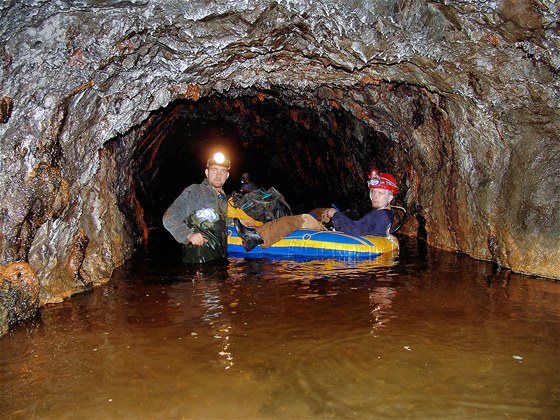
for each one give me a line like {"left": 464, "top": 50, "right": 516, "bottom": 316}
{"left": 163, "top": 152, "right": 231, "bottom": 263}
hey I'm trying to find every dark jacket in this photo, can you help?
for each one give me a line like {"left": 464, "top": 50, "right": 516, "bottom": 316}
{"left": 332, "top": 208, "right": 394, "bottom": 237}
{"left": 163, "top": 179, "right": 228, "bottom": 263}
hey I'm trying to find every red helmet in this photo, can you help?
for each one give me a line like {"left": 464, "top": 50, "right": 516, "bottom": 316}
{"left": 367, "top": 169, "right": 398, "bottom": 194}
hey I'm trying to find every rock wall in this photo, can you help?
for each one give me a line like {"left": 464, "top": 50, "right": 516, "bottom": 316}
{"left": 0, "top": 0, "right": 559, "bottom": 331}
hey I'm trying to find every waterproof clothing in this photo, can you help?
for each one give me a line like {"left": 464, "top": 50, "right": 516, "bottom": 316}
{"left": 332, "top": 208, "right": 394, "bottom": 237}
{"left": 163, "top": 179, "right": 228, "bottom": 263}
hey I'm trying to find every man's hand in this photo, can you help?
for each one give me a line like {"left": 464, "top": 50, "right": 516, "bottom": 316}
{"left": 325, "top": 208, "right": 337, "bottom": 219}
{"left": 187, "top": 232, "right": 208, "bottom": 246}
{"left": 308, "top": 208, "right": 334, "bottom": 223}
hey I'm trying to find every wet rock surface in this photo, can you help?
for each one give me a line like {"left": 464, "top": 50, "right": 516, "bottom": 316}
{"left": 0, "top": 262, "right": 39, "bottom": 334}
{"left": 0, "top": 0, "right": 559, "bottom": 331}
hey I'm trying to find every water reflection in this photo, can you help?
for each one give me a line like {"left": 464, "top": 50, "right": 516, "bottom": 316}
{"left": 229, "top": 251, "right": 398, "bottom": 285}
{"left": 369, "top": 277, "right": 397, "bottom": 335}
{"left": 1, "top": 238, "right": 559, "bottom": 418}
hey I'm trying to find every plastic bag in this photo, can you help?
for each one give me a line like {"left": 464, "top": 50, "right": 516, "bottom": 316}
{"left": 233, "top": 187, "right": 292, "bottom": 222}
{"left": 182, "top": 208, "right": 227, "bottom": 263}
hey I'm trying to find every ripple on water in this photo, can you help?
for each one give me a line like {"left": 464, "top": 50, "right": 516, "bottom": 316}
{"left": 1, "top": 238, "right": 560, "bottom": 418}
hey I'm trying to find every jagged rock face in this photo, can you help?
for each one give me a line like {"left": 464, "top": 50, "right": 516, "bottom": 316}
{"left": 0, "top": 262, "right": 39, "bottom": 335}
{"left": 0, "top": 0, "right": 558, "bottom": 317}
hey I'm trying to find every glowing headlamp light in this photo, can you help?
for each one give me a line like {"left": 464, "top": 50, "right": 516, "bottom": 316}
{"left": 367, "top": 169, "right": 381, "bottom": 187}
{"left": 213, "top": 152, "right": 225, "bottom": 164}
{"left": 207, "top": 152, "right": 231, "bottom": 169}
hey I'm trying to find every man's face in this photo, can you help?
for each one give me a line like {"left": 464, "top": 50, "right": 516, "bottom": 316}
{"left": 370, "top": 188, "right": 393, "bottom": 209}
{"left": 206, "top": 165, "right": 230, "bottom": 189}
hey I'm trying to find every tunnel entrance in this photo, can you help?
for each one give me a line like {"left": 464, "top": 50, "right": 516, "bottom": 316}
{"left": 119, "top": 90, "right": 401, "bottom": 248}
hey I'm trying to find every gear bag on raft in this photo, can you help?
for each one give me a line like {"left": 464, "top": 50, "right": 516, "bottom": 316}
{"left": 182, "top": 208, "right": 227, "bottom": 263}
{"left": 232, "top": 187, "right": 292, "bottom": 222}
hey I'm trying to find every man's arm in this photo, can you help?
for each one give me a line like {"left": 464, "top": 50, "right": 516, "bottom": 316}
{"left": 332, "top": 209, "right": 392, "bottom": 236}
{"left": 162, "top": 187, "right": 196, "bottom": 244}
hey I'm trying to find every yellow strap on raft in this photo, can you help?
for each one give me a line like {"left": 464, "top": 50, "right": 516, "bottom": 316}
{"left": 227, "top": 197, "right": 263, "bottom": 226}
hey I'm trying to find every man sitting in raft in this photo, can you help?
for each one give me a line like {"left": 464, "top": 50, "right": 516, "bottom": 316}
{"left": 233, "top": 169, "right": 399, "bottom": 252}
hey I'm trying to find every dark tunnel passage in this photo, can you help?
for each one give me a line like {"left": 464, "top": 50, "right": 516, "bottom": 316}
{"left": 121, "top": 89, "right": 405, "bottom": 247}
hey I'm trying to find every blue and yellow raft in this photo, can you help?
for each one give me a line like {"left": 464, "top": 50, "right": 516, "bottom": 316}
{"left": 227, "top": 226, "right": 399, "bottom": 259}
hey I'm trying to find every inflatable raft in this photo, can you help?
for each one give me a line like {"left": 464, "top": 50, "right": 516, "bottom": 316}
{"left": 227, "top": 226, "right": 399, "bottom": 259}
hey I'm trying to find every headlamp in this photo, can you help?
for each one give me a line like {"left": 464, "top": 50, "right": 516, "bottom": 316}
{"left": 367, "top": 169, "right": 398, "bottom": 192}
{"left": 368, "top": 178, "right": 381, "bottom": 187}
{"left": 213, "top": 152, "right": 225, "bottom": 164}
{"left": 207, "top": 152, "right": 231, "bottom": 169}
{"left": 367, "top": 169, "right": 381, "bottom": 187}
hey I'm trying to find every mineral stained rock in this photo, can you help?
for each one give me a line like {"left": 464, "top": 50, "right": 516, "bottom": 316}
{"left": 0, "top": 96, "right": 13, "bottom": 123}
{"left": 0, "top": 0, "right": 559, "bottom": 332}
{"left": 0, "top": 262, "right": 39, "bottom": 335}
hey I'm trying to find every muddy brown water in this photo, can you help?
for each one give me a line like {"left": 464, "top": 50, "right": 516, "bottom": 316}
{"left": 1, "top": 236, "right": 559, "bottom": 419}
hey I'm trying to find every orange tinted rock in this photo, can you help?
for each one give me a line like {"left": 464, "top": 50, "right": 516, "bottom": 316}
{"left": 0, "top": 262, "right": 40, "bottom": 336}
